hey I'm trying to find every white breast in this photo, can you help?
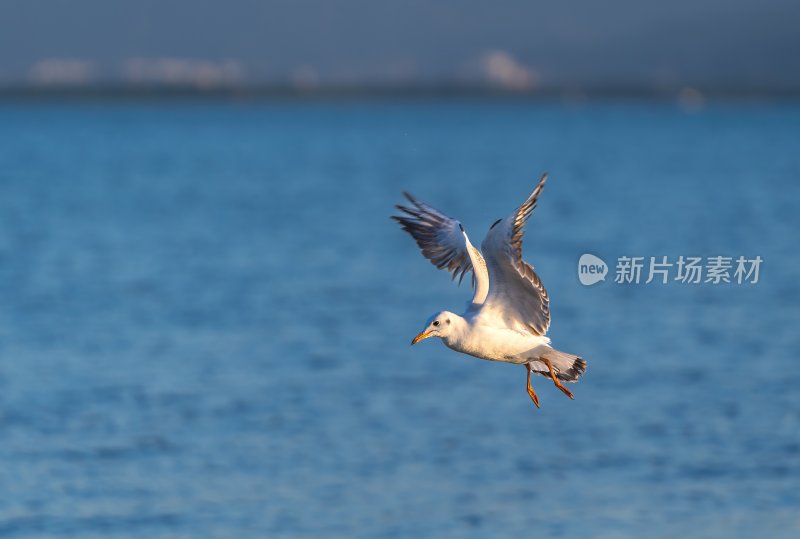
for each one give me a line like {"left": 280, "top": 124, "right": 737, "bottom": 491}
{"left": 444, "top": 322, "right": 550, "bottom": 364}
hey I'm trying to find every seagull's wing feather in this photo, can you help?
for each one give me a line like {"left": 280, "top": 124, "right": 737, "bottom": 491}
{"left": 480, "top": 173, "right": 550, "bottom": 335}
{"left": 392, "top": 192, "right": 489, "bottom": 304}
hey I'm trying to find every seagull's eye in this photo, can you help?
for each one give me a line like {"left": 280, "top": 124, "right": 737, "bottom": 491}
{"left": 446, "top": 319, "right": 451, "bottom": 324}
{"left": 432, "top": 320, "right": 440, "bottom": 327}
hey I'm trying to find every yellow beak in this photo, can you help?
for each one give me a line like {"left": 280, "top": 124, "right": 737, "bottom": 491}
{"left": 411, "top": 331, "right": 433, "bottom": 345}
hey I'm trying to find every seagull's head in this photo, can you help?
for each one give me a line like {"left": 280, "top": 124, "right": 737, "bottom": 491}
{"left": 411, "top": 311, "right": 456, "bottom": 345}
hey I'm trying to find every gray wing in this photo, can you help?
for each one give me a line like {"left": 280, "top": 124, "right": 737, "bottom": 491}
{"left": 480, "top": 173, "right": 551, "bottom": 335}
{"left": 392, "top": 192, "right": 489, "bottom": 303}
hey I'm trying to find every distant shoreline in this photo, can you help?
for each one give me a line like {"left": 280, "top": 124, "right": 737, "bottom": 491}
{"left": 1, "top": 84, "right": 799, "bottom": 102}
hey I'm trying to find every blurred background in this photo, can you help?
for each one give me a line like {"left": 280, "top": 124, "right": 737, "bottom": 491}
{"left": 0, "top": 2, "right": 799, "bottom": 538}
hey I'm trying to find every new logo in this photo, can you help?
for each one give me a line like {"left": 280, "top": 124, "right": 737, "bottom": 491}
{"left": 578, "top": 253, "right": 608, "bottom": 286}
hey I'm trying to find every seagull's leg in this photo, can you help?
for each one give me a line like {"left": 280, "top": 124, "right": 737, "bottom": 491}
{"left": 526, "top": 363, "right": 540, "bottom": 408}
{"left": 540, "top": 358, "right": 574, "bottom": 400}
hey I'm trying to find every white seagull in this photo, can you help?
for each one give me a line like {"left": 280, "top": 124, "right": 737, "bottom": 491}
{"left": 392, "top": 173, "right": 586, "bottom": 408}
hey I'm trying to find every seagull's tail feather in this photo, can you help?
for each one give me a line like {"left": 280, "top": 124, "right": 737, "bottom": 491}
{"left": 533, "top": 348, "right": 587, "bottom": 383}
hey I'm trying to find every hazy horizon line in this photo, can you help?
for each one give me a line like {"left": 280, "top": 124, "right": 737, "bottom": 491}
{"left": 1, "top": 83, "right": 799, "bottom": 102}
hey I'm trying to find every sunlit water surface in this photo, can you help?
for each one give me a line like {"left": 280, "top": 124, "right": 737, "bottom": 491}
{"left": 0, "top": 100, "right": 798, "bottom": 538}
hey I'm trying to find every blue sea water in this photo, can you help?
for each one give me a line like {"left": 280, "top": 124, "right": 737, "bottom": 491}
{"left": 0, "top": 99, "right": 798, "bottom": 538}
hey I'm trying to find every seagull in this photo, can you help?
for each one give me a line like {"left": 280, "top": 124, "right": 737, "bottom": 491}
{"left": 392, "top": 173, "right": 586, "bottom": 408}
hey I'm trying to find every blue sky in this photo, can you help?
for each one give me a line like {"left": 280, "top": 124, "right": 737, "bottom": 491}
{"left": 1, "top": 0, "right": 798, "bottom": 91}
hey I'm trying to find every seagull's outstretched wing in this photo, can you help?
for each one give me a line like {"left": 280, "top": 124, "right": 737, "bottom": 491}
{"left": 480, "top": 173, "right": 550, "bottom": 335}
{"left": 392, "top": 192, "right": 489, "bottom": 304}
